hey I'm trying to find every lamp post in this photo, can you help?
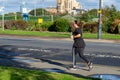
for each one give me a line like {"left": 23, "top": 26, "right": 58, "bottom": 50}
{"left": 98, "top": 0, "right": 102, "bottom": 39}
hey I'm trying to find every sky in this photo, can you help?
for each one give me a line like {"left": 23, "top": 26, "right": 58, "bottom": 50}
{"left": 0, "top": 0, "right": 120, "bottom": 13}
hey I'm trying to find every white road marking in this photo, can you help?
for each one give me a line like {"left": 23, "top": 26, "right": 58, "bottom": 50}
{"left": 85, "top": 54, "right": 120, "bottom": 59}
{"left": 18, "top": 48, "right": 51, "bottom": 53}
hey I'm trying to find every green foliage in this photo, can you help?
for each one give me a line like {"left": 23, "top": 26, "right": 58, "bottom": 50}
{"left": 27, "top": 20, "right": 53, "bottom": 31}
{"left": 80, "top": 9, "right": 98, "bottom": 22}
{"left": 49, "top": 18, "right": 70, "bottom": 32}
{"left": 80, "top": 12, "right": 89, "bottom": 22}
{"left": 102, "top": 5, "right": 119, "bottom": 21}
{"left": 109, "top": 19, "right": 120, "bottom": 34}
{"left": 61, "top": 15, "right": 76, "bottom": 22}
{"left": 102, "top": 5, "right": 120, "bottom": 33}
{"left": 0, "top": 29, "right": 120, "bottom": 39}
{"left": 4, "top": 12, "right": 21, "bottom": 16}
{"left": 4, "top": 20, "right": 28, "bottom": 30}
{"left": 27, "top": 20, "right": 40, "bottom": 31}
{"left": 41, "top": 22, "right": 53, "bottom": 31}
{"left": 0, "top": 66, "right": 99, "bottom": 80}
{"left": 79, "top": 5, "right": 120, "bottom": 34}
{"left": 77, "top": 21, "right": 85, "bottom": 29}
{"left": 29, "top": 8, "right": 51, "bottom": 16}
{"left": 83, "top": 22, "right": 98, "bottom": 33}
{"left": 118, "top": 23, "right": 120, "bottom": 34}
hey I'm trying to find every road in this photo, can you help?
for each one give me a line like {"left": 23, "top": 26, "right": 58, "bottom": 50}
{"left": 0, "top": 36, "right": 120, "bottom": 67}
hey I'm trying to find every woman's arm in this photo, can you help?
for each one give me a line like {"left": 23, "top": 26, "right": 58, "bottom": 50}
{"left": 73, "top": 34, "right": 81, "bottom": 38}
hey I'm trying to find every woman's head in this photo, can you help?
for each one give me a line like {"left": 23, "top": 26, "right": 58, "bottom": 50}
{"left": 71, "top": 20, "right": 79, "bottom": 29}
{"left": 70, "top": 20, "right": 80, "bottom": 32}
{"left": 74, "top": 20, "right": 78, "bottom": 25}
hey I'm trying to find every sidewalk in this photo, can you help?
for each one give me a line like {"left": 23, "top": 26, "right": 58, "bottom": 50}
{"left": 12, "top": 56, "right": 120, "bottom": 77}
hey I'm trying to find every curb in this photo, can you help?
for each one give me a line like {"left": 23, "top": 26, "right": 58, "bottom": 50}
{"left": 0, "top": 34, "right": 120, "bottom": 44}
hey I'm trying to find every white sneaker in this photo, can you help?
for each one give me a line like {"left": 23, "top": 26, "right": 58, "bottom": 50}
{"left": 88, "top": 62, "right": 93, "bottom": 71}
{"left": 69, "top": 66, "right": 77, "bottom": 70}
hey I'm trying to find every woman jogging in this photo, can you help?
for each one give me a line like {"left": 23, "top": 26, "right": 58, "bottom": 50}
{"left": 70, "top": 20, "right": 93, "bottom": 71}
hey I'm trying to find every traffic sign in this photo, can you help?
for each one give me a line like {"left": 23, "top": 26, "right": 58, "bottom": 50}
{"left": 98, "top": 9, "right": 102, "bottom": 14}
{"left": 0, "top": 7, "right": 4, "bottom": 12}
{"left": 38, "top": 18, "right": 43, "bottom": 24}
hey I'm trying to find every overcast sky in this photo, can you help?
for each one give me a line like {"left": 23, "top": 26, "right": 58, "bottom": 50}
{"left": 0, "top": 0, "right": 120, "bottom": 13}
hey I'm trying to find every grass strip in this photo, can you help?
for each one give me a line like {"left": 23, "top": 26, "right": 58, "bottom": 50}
{"left": 0, "top": 66, "right": 100, "bottom": 80}
{"left": 0, "top": 29, "right": 120, "bottom": 40}
{"left": 0, "top": 30, "right": 70, "bottom": 38}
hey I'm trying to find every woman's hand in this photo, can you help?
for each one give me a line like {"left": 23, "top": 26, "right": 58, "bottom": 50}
{"left": 71, "top": 35, "right": 74, "bottom": 39}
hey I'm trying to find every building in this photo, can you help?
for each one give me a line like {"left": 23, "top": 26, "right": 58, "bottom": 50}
{"left": 57, "top": 0, "right": 82, "bottom": 14}
{"left": 45, "top": 7, "right": 57, "bottom": 14}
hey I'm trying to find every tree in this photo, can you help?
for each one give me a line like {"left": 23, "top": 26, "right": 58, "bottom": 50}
{"left": 29, "top": 8, "right": 51, "bottom": 16}
{"left": 102, "top": 5, "right": 120, "bottom": 33}
{"left": 80, "top": 9, "right": 98, "bottom": 22}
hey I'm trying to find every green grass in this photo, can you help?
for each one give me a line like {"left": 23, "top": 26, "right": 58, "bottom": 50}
{"left": 0, "top": 66, "right": 100, "bottom": 80}
{"left": 0, "top": 29, "right": 120, "bottom": 40}
{"left": 83, "top": 33, "right": 120, "bottom": 40}
{"left": 0, "top": 29, "right": 70, "bottom": 38}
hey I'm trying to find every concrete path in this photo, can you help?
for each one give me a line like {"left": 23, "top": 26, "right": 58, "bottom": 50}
{"left": 11, "top": 56, "right": 120, "bottom": 77}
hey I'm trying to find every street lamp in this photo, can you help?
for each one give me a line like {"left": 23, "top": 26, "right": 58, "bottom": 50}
{"left": 98, "top": 0, "right": 102, "bottom": 39}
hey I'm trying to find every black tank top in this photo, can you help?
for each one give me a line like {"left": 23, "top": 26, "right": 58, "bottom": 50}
{"left": 72, "top": 28, "right": 86, "bottom": 48}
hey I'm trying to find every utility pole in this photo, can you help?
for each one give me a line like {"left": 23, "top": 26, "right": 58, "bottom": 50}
{"left": 98, "top": 0, "right": 102, "bottom": 39}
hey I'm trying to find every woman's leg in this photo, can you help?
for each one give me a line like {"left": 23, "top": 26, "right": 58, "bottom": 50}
{"left": 73, "top": 48, "right": 77, "bottom": 66}
{"left": 76, "top": 48, "right": 89, "bottom": 64}
{"left": 76, "top": 48, "right": 93, "bottom": 71}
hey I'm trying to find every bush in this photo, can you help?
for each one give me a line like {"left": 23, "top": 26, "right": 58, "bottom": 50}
{"left": 4, "top": 20, "right": 28, "bottom": 30}
{"left": 77, "top": 21, "right": 85, "bottom": 31}
{"left": 41, "top": 22, "right": 53, "bottom": 31}
{"left": 118, "top": 23, "right": 120, "bottom": 34}
{"left": 27, "top": 21, "right": 53, "bottom": 31}
{"left": 49, "top": 18, "right": 70, "bottom": 32}
{"left": 102, "top": 19, "right": 110, "bottom": 32}
{"left": 109, "top": 19, "right": 120, "bottom": 34}
{"left": 83, "top": 22, "right": 98, "bottom": 33}
{"left": 27, "top": 20, "right": 37, "bottom": 31}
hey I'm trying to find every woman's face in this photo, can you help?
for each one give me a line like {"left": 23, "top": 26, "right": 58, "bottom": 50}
{"left": 71, "top": 22, "right": 75, "bottom": 29}
{"left": 71, "top": 22, "right": 78, "bottom": 31}
{"left": 73, "top": 22, "right": 77, "bottom": 28}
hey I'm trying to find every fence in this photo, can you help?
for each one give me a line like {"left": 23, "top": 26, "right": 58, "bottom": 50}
{"left": 0, "top": 15, "right": 59, "bottom": 22}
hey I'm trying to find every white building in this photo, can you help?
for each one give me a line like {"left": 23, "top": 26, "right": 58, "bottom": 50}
{"left": 57, "top": 0, "right": 82, "bottom": 14}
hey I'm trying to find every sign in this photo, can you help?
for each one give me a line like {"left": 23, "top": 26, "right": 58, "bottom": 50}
{"left": 22, "top": 8, "right": 28, "bottom": 14}
{"left": 0, "top": 7, "right": 4, "bottom": 12}
{"left": 98, "top": 9, "right": 102, "bottom": 14}
{"left": 38, "top": 18, "right": 43, "bottom": 23}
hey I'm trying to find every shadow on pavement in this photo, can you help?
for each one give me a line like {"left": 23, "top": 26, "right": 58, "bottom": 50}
{"left": 0, "top": 45, "right": 95, "bottom": 79}
{"left": 38, "top": 60, "right": 93, "bottom": 79}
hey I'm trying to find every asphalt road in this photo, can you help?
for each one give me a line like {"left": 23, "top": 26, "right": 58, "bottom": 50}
{"left": 0, "top": 37, "right": 120, "bottom": 67}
